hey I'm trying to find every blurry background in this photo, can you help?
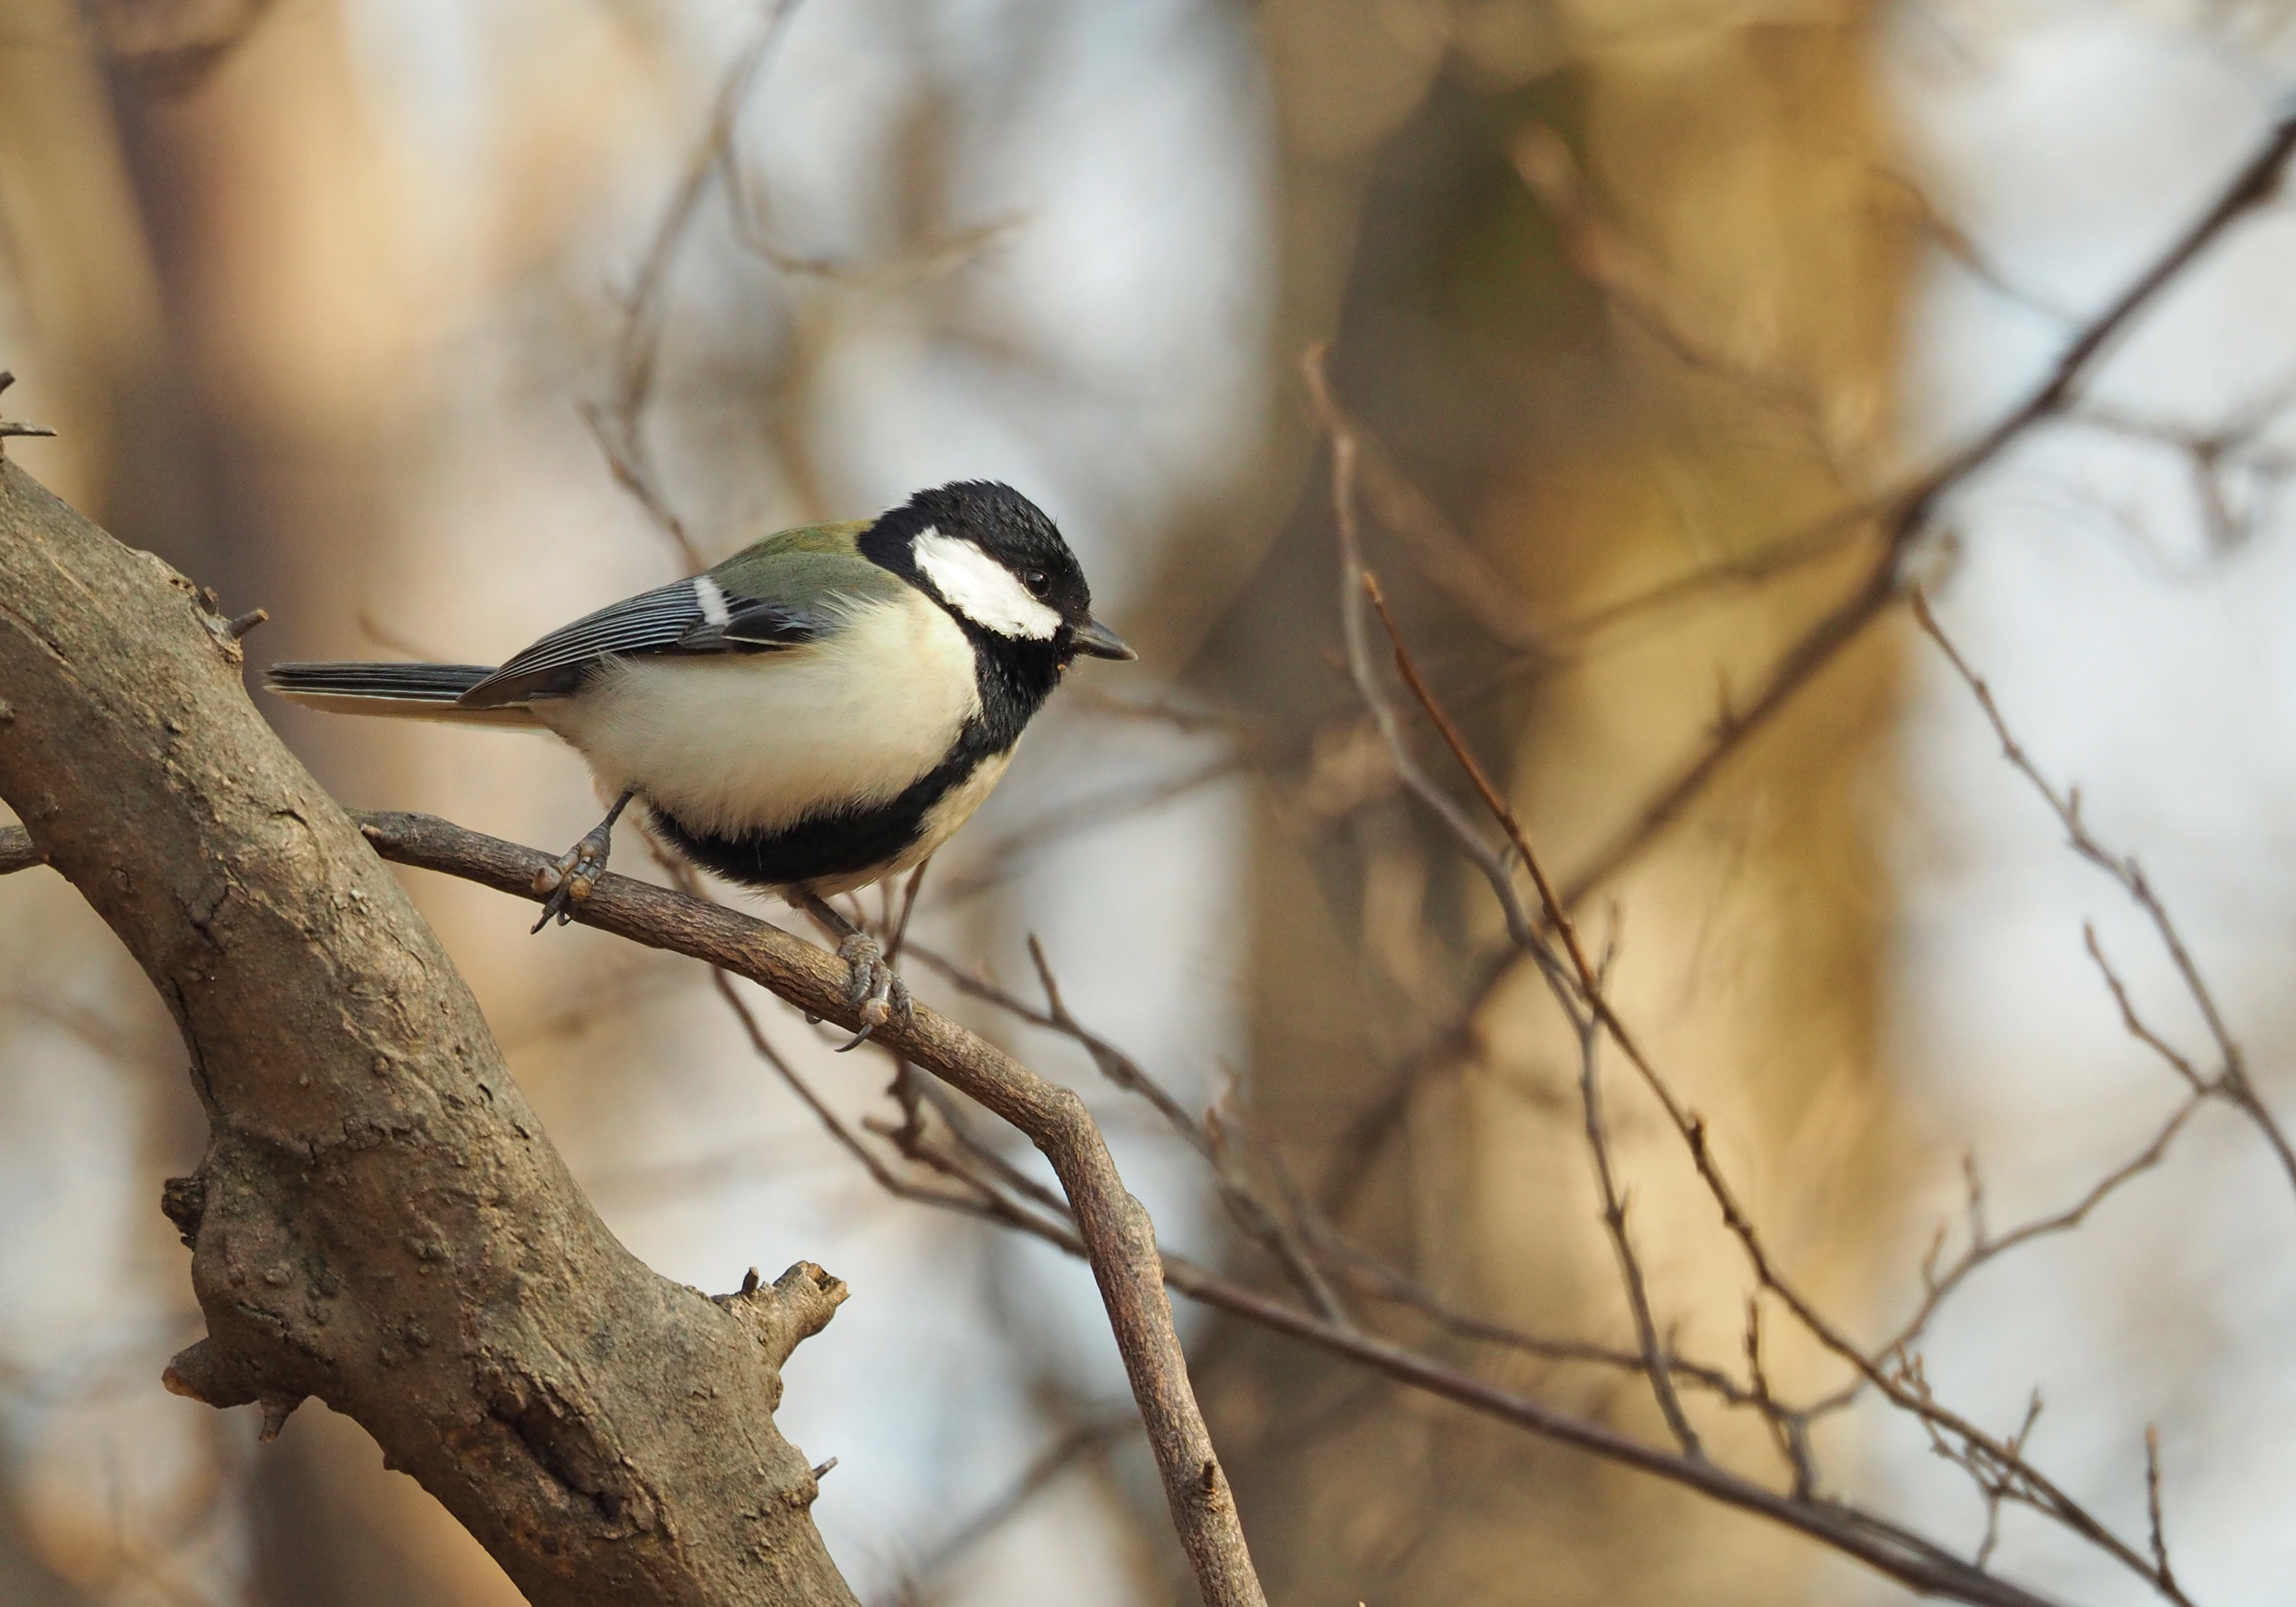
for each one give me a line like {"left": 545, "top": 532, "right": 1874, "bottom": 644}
{"left": 2, "top": 1, "right": 2295, "bottom": 1604}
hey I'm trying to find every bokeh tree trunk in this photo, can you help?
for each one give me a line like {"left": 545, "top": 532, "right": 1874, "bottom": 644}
{"left": 1195, "top": 5, "right": 1913, "bottom": 1601}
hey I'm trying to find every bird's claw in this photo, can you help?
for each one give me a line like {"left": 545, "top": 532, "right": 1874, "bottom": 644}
{"left": 834, "top": 932, "right": 911, "bottom": 1052}
{"left": 531, "top": 824, "right": 614, "bottom": 933}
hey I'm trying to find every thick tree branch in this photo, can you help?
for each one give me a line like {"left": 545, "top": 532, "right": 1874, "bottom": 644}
{"left": 353, "top": 813, "right": 1267, "bottom": 1607}
{"left": 0, "top": 461, "right": 860, "bottom": 1607}
{"left": 0, "top": 459, "right": 1265, "bottom": 1607}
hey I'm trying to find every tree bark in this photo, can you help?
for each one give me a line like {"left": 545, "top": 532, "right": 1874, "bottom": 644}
{"left": 0, "top": 457, "right": 860, "bottom": 1607}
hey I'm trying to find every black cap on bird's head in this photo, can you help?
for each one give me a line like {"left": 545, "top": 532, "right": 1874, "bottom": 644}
{"left": 862, "top": 480, "right": 1135, "bottom": 663}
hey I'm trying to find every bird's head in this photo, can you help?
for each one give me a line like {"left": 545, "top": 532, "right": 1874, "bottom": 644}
{"left": 865, "top": 481, "right": 1135, "bottom": 663}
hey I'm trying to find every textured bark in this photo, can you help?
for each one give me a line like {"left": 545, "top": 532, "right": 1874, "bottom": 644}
{"left": 347, "top": 812, "right": 1264, "bottom": 1607}
{"left": 0, "top": 457, "right": 860, "bottom": 1607}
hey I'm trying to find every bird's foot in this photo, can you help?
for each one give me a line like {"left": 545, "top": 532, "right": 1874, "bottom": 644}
{"left": 530, "top": 792, "right": 635, "bottom": 934}
{"left": 834, "top": 930, "right": 912, "bottom": 1052}
{"left": 531, "top": 822, "right": 616, "bottom": 932}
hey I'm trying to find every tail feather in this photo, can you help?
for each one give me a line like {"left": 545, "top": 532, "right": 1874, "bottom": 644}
{"left": 265, "top": 662, "right": 542, "bottom": 727}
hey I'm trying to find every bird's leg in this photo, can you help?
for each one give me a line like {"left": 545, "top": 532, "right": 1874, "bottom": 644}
{"left": 531, "top": 790, "right": 635, "bottom": 933}
{"left": 792, "top": 889, "right": 912, "bottom": 1051}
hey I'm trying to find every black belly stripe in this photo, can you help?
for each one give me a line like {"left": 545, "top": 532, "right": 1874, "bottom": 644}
{"left": 649, "top": 732, "right": 1008, "bottom": 891}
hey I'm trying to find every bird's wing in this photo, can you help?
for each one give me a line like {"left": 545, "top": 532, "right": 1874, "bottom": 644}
{"left": 457, "top": 526, "right": 897, "bottom": 709}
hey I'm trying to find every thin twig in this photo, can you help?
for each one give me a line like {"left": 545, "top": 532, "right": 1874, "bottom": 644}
{"left": 885, "top": 859, "right": 930, "bottom": 966}
{"left": 903, "top": 939, "right": 1207, "bottom": 1153}
{"left": 1358, "top": 569, "right": 1593, "bottom": 993}
{"left": 908, "top": 937, "right": 1352, "bottom": 1324}
{"left": 1309, "top": 393, "right": 2199, "bottom": 1600}
{"left": 1911, "top": 589, "right": 2296, "bottom": 1203}
{"left": 1861, "top": 1091, "right": 2206, "bottom": 1377}
{"left": 1744, "top": 1300, "right": 1818, "bottom": 1497}
{"left": 2085, "top": 925, "right": 2207, "bottom": 1093}
{"left": 588, "top": 0, "right": 810, "bottom": 571}
{"left": 355, "top": 807, "right": 2070, "bottom": 1607}
{"left": 1307, "top": 391, "right": 1552, "bottom": 657}
{"left": 906, "top": 933, "right": 1764, "bottom": 1402}
{"left": 1355, "top": 548, "right": 1706, "bottom": 1456}
{"left": 1576, "top": 1012, "right": 1702, "bottom": 1458}
{"left": 1304, "top": 348, "right": 1543, "bottom": 961}
{"left": 2145, "top": 1426, "right": 2178, "bottom": 1600}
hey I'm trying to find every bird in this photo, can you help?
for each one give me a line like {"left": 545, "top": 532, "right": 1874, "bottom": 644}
{"left": 266, "top": 480, "right": 1135, "bottom": 1043}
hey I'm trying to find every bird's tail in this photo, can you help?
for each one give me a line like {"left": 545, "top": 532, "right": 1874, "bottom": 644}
{"left": 264, "top": 663, "right": 542, "bottom": 727}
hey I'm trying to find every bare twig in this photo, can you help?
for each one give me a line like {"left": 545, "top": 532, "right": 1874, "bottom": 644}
{"left": 2070, "top": 374, "right": 2296, "bottom": 552}
{"left": 1203, "top": 1095, "right": 1354, "bottom": 1328}
{"left": 2145, "top": 1426, "right": 2178, "bottom": 1599}
{"left": 1303, "top": 391, "right": 1552, "bottom": 657}
{"left": 1744, "top": 1300, "right": 1818, "bottom": 1497}
{"left": 1911, "top": 589, "right": 2296, "bottom": 1202}
{"left": 1357, "top": 567, "right": 1593, "bottom": 992}
{"left": 1323, "top": 1232, "right": 1750, "bottom": 1400}
{"left": 1306, "top": 391, "right": 2198, "bottom": 1601}
{"left": 2085, "top": 925, "right": 2208, "bottom": 1093}
{"left": 1576, "top": 1012, "right": 1702, "bottom": 1458}
{"left": 903, "top": 930, "right": 1765, "bottom": 1402}
{"left": 906, "top": 938, "right": 1350, "bottom": 1324}
{"left": 347, "top": 807, "right": 2076, "bottom": 1607}
{"left": 587, "top": 0, "right": 809, "bottom": 570}
{"left": 1305, "top": 347, "right": 1543, "bottom": 959}
{"left": 1865, "top": 1091, "right": 2206, "bottom": 1377}
{"left": 1966, "top": 1391, "right": 2046, "bottom": 1570}
{"left": 885, "top": 860, "right": 930, "bottom": 966}
{"left": 709, "top": 965, "right": 985, "bottom": 1219}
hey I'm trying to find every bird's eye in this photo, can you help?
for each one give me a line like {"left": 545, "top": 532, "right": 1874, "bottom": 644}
{"left": 1021, "top": 568, "right": 1050, "bottom": 597}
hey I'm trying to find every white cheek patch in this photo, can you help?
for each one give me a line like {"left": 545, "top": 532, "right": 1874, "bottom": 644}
{"left": 913, "top": 527, "right": 1062, "bottom": 640}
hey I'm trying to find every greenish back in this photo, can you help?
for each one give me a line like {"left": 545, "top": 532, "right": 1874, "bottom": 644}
{"left": 709, "top": 520, "right": 902, "bottom": 610}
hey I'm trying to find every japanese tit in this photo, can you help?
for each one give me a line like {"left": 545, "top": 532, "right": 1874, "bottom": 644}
{"left": 267, "top": 480, "right": 1134, "bottom": 1036}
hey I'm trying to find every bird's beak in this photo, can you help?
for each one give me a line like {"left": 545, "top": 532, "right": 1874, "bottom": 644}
{"left": 1070, "top": 616, "right": 1137, "bottom": 661}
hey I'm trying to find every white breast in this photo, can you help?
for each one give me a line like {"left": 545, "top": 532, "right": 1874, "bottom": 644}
{"left": 535, "top": 590, "right": 982, "bottom": 838}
